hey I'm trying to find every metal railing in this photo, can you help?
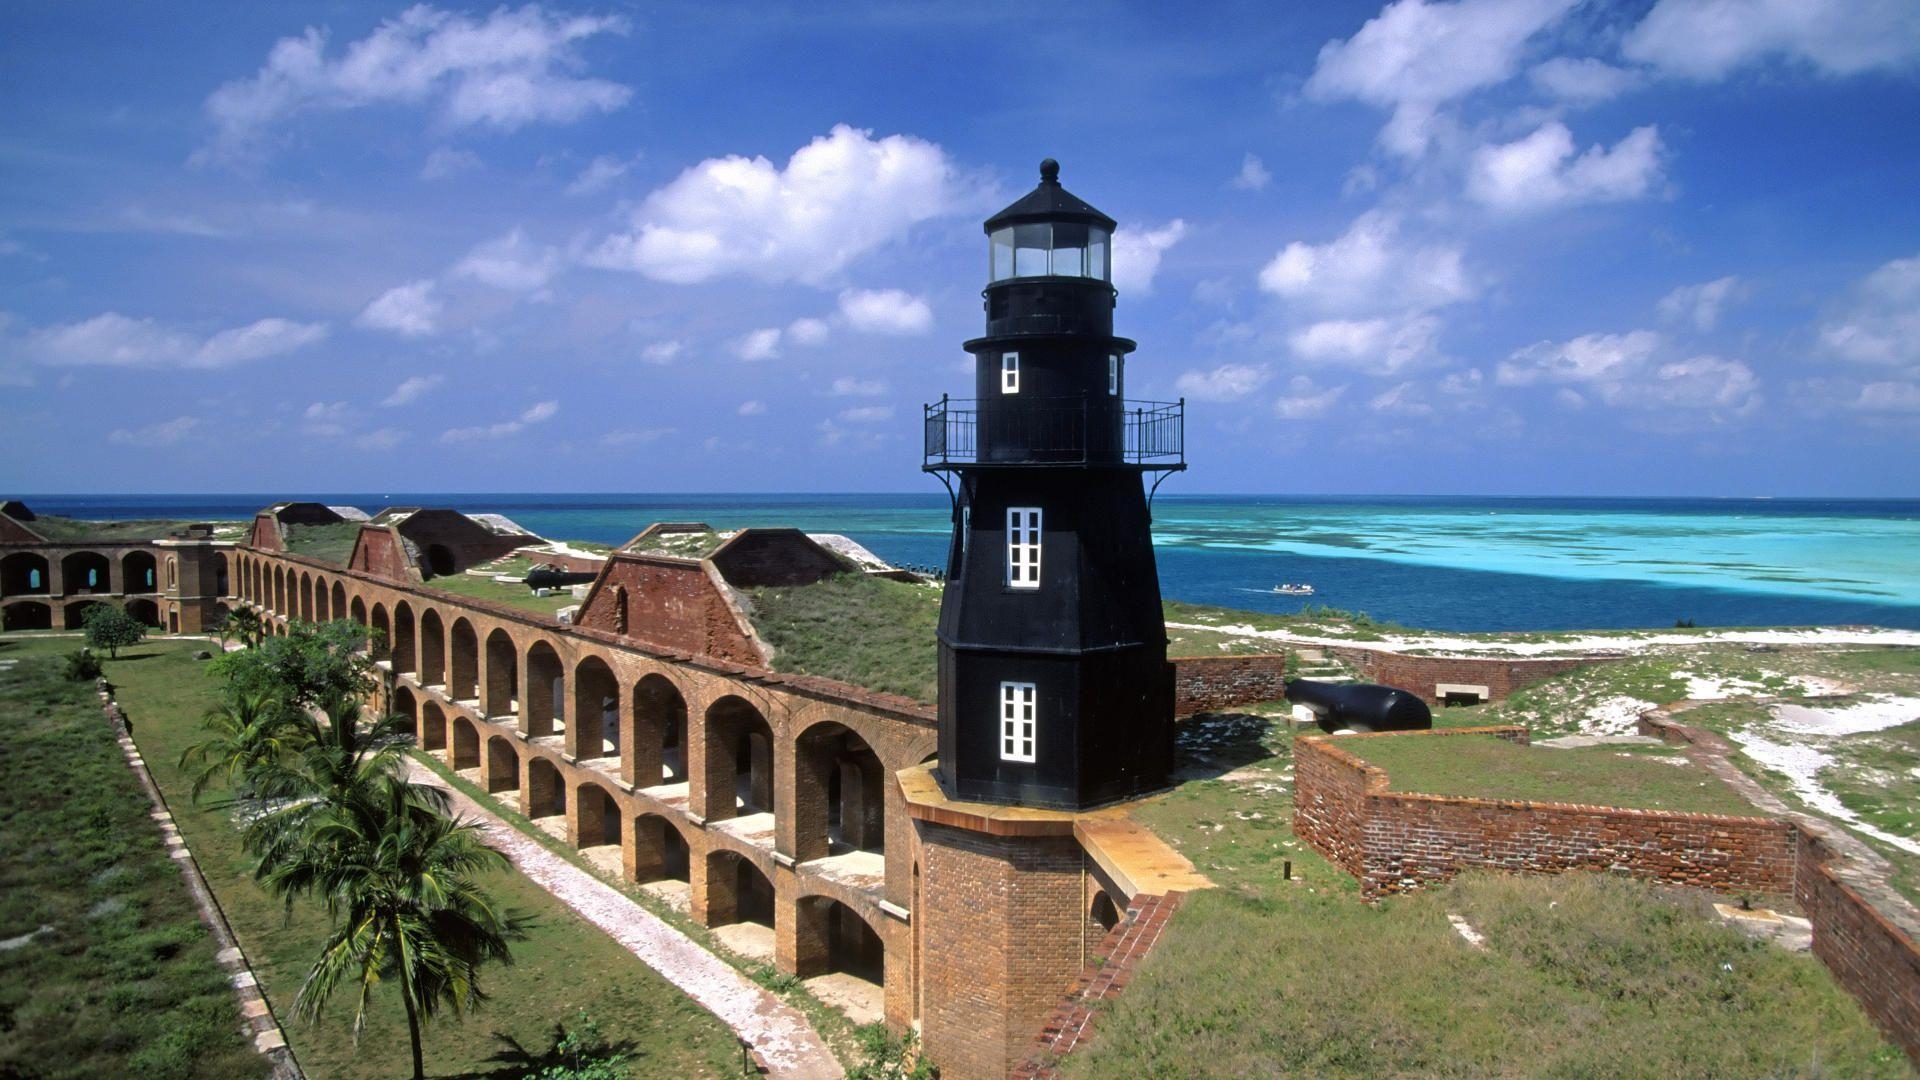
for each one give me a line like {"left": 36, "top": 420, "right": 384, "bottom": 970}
{"left": 923, "top": 396, "right": 1185, "bottom": 470}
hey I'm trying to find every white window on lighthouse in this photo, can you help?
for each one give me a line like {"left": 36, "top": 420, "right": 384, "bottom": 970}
{"left": 1108, "top": 354, "right": 1119, "bottom": 395}
{"left": 1000, "top": 681, "right": 1037, "bottom": 763}
{"left": 1006, "top": 507, "right": 1041, "bottom": 589}
{"left": 1001, "top": 352, "right": 1020, "bottom": 394}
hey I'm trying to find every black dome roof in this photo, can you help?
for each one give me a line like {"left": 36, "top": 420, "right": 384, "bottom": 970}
{"left": 983, "top": 158, "right": 1116, "bottom": 233}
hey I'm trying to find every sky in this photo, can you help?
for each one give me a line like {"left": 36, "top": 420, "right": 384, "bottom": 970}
{"left": 1, "top": 0, "right": 1918, "bottom": 497}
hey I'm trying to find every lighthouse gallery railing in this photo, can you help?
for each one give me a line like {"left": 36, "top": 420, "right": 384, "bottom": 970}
{"left": 923, "top": 396, "right": 1185, "bottom": 470}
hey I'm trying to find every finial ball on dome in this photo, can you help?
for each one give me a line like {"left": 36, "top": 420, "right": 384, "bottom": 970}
{"left": 1040, "top": 158, "right": 1060, "bottom": 183}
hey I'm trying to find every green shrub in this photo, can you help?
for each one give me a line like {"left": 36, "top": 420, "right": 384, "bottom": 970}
{"left": 64, "top": 649, "right": 102, "bottom": 681}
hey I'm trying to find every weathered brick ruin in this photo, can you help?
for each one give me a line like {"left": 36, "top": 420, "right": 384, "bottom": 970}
{"left": 0, "top": 502, "right": 231, "bottom": 634}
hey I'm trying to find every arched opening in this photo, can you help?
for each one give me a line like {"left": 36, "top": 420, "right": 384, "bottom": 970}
{"left": 1, "top": 553, "right": 50, "bottom": 596}
{"left": 121, "top": 551, "right": 157, "bottom": 594}
{"left": 312, "top": 576, "right": 330, "bottom": 621}
{"left": 703, "top": 850, "right": 776, "bottom": 931}
{"left": 330, "top": 581, "right": 346, "bottom": 622}
{"left": 63, "top": 600, "right": 102, "bottom": 630}
{"left": 451, "top": 716, "right": 481, "bottom": 770}
{"left": 3, "top": 601, "right": 52, "bottom": 631}
{"left": 631, "top": 814, "right": 691, "bottom": 884}
{"left": 273, "top": 567, "right": 286, "bottom": 615}
{"left": 795, "top": 721, "right": 887, "bottom": 862}
{"left": 392, "top": 686, "right": 419, "bottom": 734}
{"left": 523, "top": 641, "right": 564, "bottom": 739}
{"left": 168, "top": 609, "right": 180, "bottom": 634}
{"left": 448, "top": 618, "right": 479, "bottom": 702}
{"left": 125, "top": 598, "right": 161, "bottom": 628}
{"left": 1090, "top": 890, "right": 1121, "bottom": 934}
{"left": 62, "top": 552, "right": 111, "bottom": 595}
{"left": 702, "top": 695, "right": 773, "bottom": 822}
{"left": 485, "top": 737, "right": 520, "bottom": 794}
{"left": 391, "top": 601, "right": 417, "bottom": 677}
{"left": 419, "top": 608, "right": 446, "bottom": 686}
{"left": 298, "top": 572, "right": 314, "bottom": 620}
{"left": 526, "top": 757, "right": 567, "bottom": 824}
{"left": 631, "top": 674, "right": 688, "bottom": 788}
{"left": 574, "top": 781, "right": 622, "bottom": 852}
{"left": 370, "top": 604, "right": 391, "bottom": 660}
{"left": 573, "top": 656, "right": 619, "bottom": 760}
{"left": 484, "top": 629, "right": 518, "bottom": 718}
{"left": 795, "top": 896, "right": 885, "bottom": 987}
{"left": 424, "top": 544, "right": 457, "bottom": 578}
{"left": 420, "top": 701, "right": 447, "bottom": 752}
{"left": 214, "top": 554, "right": 228, "bottom": 598}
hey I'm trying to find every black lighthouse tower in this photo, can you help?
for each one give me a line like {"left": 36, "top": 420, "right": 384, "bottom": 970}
{"left": 924, "top": 159, "right": 1186, "bottom": 810}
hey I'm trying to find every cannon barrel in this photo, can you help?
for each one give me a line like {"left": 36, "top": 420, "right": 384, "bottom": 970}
{"left": 525, "top": 567, "right": 599, "bottom": 591}
{"left": 1284, "top": 678, "right": 1432, "bottom": 733}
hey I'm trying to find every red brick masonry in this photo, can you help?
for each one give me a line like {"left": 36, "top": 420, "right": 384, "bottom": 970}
{"left": 1326, "top": 649, "right": 1616, "bottom": 703}
{"left": 1292, "top": 726, "right": 1796, "bottom": 898}
{"left": 1011, "top": 891, "right": 1188, "bottom": 1078}
{"left": 1169, "top": 653, "right": 1289, "bottom": 716}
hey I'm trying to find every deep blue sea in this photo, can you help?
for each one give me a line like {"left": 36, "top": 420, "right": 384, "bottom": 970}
{"left": 19, "top": 493, "right": 1920, "bottom": 632}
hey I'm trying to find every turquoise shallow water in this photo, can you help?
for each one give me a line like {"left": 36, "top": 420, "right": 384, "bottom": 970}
{"left": 20, "top": 493, "right": 1920, "bottom": 632}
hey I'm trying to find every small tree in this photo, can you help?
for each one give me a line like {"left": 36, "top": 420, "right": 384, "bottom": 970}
{"left": 211, "top": 619, "right": 374, "bottom": 708}
{"left": 82, "top": 603, "right": 146, "bottom": 658}
{"left": 223, "top": 607, "right": 265, "bottom": 649}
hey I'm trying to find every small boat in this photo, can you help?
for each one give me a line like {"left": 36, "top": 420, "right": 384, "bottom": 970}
{"left": 1274, "top": 583, "right": 1315, "bottom": 596}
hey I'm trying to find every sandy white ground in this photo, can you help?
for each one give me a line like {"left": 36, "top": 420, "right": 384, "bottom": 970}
{"left": 1165, "top": 621, "right": 1920, "bottom": 658}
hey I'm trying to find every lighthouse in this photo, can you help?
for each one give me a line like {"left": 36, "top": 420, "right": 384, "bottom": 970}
{"left": 923, "top": 158, "right": 1186, "bottom": 810}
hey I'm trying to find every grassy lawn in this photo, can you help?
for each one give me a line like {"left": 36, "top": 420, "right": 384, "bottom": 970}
{"left": 0, "top": 639, "right": 264, "bottom": 1080}
{"left": 746, "top": 573, "right": 940, "bottom": 703}
{"left": 1070, "top": 710, "right": 1907, "bottom": 1077}
{"left": 1349, "top": 733, "right": 1759, "bottom": 815}
{"left": 422, "top": 573, "right": 577, "bottom": 618}
{"left": 282, "top": 523, "right": 362, "bottom": 566}
{"left": 23, "top": 516, "right": 208, "bottom": 542}
{"left": 57, "top": 636, "right": 737, "bottom": 1079}
{"left": 623, "top": 529, "right": 727, "bottom": 558}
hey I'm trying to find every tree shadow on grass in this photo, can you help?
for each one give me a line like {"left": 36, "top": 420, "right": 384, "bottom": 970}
{"left": 1172, "top": 711, "right": 1281, "bottom": 781}
{"left": 473, "top": 1016, "right": 640, "bottom": 1079}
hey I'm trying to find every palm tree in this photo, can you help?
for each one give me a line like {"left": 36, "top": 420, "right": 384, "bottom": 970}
{"left": 179, "top": 690, "right": 309, "bottom": 801}
{"left": 261, "top": 774, "right": 520, "bottom": 1080}
{"left": 243, "top": 692, "right": 417, "bottom": 874}
{"left": 223, "top": 606, "right": 265, "bottom": 649}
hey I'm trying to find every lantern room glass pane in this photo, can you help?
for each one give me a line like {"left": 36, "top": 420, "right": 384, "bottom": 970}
{"left": 1013, "top": 223, "right": 1050, "bottom": 277}
{"left": 1050, "top": 222, "right": 1088, "bottom": 277}
{"left": 990, "top": 228, "right": 1015, "bottom": 281}
{"left": 1088, "top": 228, "right": 1110, "bottom": 281}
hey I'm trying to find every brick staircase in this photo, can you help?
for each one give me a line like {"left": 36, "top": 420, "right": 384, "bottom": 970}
{"left": 1011, "top": 890, "right": 1188, "bottom": 1078}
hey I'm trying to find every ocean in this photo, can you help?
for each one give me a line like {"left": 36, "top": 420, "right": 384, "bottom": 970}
{"left": 18, "top": 493, "right": 1920, "bottom": 633}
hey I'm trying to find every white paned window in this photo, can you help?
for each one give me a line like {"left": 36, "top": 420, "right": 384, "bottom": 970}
{"left": 1001, "top": 352, "right": 1020, "bottom": 393}
{"left": 1006, "top": 507, "right": 1041, "bottom": 589}
{"left": 1000, "top": 681, "right": 1037, "bottom": 762}
{"left": 1108, "top": 355, "right": 1119, "bottom": 395}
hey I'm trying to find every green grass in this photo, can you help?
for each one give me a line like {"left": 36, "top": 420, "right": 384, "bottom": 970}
{"left": 422, "top": 573, "right": 577, "bottom": 618}
{"left": 281, "top": 523, "right": 362, "bottom": 566}
{"left": 1077, "top": 711, "right": 1907, "bottom": 1078}
{"left": 746, "top": 573, "right": 940, "bottom": 703}
{"left": 1349, "top": 733, "right": 1760, "bottom": 815}
{"left": 59, "top": 636, "right": 738, "bottom": 1079}
{"left": 0, "top": 641, "right": 265, "bottom": 1080}
{"left": 624, "top": 529, "right": 726, "bottom": 559}
{"left": 23, "top": 516, "right": 211, "bottom": 542}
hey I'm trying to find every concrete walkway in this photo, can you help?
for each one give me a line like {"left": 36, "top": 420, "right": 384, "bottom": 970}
{"left": 403, "top": 761, "right": 843, "bottom": 1079}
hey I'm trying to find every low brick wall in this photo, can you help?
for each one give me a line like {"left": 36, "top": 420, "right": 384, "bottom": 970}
{"left": 1012, "top": 891, "right": 1188, "bottom": 1078}
{"left": 1170, "top": 653, "right": 1289, "bottom": 716}
{"left": 1326, "top": 648, "right": 1615, "bottom": 703}
{"left": 1294, "top": 728, "right": 1796, "bottom": 899}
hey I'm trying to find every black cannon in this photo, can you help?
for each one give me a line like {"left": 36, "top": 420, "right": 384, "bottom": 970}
{"left": 524, "top": 566, "right": 598, "bottom": 591}
{"left": 1284, "top": 678, "right": 1432, "bottom": 734}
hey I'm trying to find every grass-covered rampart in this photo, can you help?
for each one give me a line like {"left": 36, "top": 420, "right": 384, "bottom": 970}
{"left": 1352, "top": 732, "right": 1757, "bottom": 815}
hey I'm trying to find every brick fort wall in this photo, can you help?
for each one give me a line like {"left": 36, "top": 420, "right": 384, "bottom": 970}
{"left": 1169, "top": 653, "right": 1289, "bottom": 716}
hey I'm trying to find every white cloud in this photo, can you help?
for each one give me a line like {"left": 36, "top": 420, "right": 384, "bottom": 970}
{"left": 1259, "top": 212, "right": 1474, "bottom": 316}
{"left": 587, "top": 124, "right": 961, "bottom": 286}
{"left": 1658, "top": 276, "right": 1744, "bottom": 332}
{"left": 109, "top": 416, "right": 201, "bottom": 447}
{"left": 1623, "top": 0, "right": 1920, "bottom": 81}
{"left": 1369, "top": 381, "right": 1434, "bottom": 416}
{"left": 200, "top": 5, "right": 630, "bottom": 162}
{"left": 838, "top": 405, "right": 894, "bottom": 424}
{"left": 1854, "top": 381, "right": 1920, "bottom": 412}
{"left": 737, "top": 400, "right": 766, "bottom": 416}
{"left": 440, "top": 399, "right": 558, "bottom": 442}
{"left": 838, "top": 289, "right": 933, "bottom": 335}
{"left": 1175, "top": 363, "right": 1271, "bottom": 402}
{"left": 565, "top": 154, "right": 632, "bottom": 196}
{"left": 831, "top": 377, "right": 888, "bottom": 397}
{"left": 732, "top": 327, "right": 782, "bottom": 361}
{"left": 1274, "top": 376, "right": 1348, "bottom": 420}
{"left": 382, "top": 373, "right": 444, "bottom": 407}
{"left": 1304, "top": 0, "right": 1579, "bottom": 157}
{"left": 354, "top": 428, "right": 408, "bottom": 451}
{"left": 601, "top": 427, "right": 676, "bottom": 446}
{"left": 1498, "top": 329, "right": 1759, "bottom": 415}
{"left": 1624, "top": 355, "right": 1761, "bottom": 413}
{"left": 452, "top": 228, "right": 560, "bottom": 292}
{"left": 1467, "top": 122, "right": 1665, "bottom": 213}
{"left": 1529, "top": 57, "right": 1641, "bottom": 103}
{"left": 357, "top": 279, "right": 441, "bottom": 337}
{"left": 1112, "top": 220, "right": 1187, "bottom": 296}
{"left": 305, "top": 400, "right": 348, "bottom": 419}
{"left": 1289, "top": 314, "right": 1444, "bottom": 375}
{"left": 641, "top": 340, "right": 683, "bottom": 364}
{"left": 787, "top": 317, "right": 832, "bottom": 346}
{"left": 22, "top": 312, "right": 327, "bottom": 369}
{"left": 1820, "top": 253, "right": 1920, "bottom": 369}
{"left": 421, "top": 146, "right": 482, "bottom": 180}
{"left": 1497, "top": 329, "right": 1661, "bottom": 386}
{"left": 1230, "top": 153, "right": 1272, "bottom": 191}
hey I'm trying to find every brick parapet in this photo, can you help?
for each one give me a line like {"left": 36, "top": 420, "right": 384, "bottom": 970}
{"left": 1323, "top": 646, "right": 1618, "bottom": 703}
{"left": 1012, "top": 890, "right": 1188, "bottom": 1079}
{"left": 1169, "top": 653, "right": 1289, "bottom": 716}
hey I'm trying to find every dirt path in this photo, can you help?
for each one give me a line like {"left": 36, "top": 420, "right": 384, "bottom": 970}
{"left": 403, "top": 761, "right": 843, "bottom": 1079}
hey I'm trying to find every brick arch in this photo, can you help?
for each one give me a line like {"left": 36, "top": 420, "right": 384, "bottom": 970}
{"left": 630, "top": 812, "right": 692, "bottom": 884}
{"left": 349, "top": 594, "right": 368, "bottom": 629}
{"left": 793, "top": 719, "right": 887, "bottom": 862}
{"left": 273, "top": 566, "right": 286, "bottom": 616}
{"left": 369, "top": 603, "right": 391, "bottom": 660}
{"left": 0, "top": 552, "right": 49, "bottom": 595}
{"left": 392, "top": 684, "right": 418, "bottom": 731}
{"left": 629, "top": 671, "right": 689, "bottom": 788}
{"left": 451, "top": 714, "right": 481, "bottom": 770}
{"left": 794, "top": 894, "right": 885, "bottom": 985}
{"left": 523, "top": 639, "right": 564, "bottom": 739}
{"left": 391, "top": 600, "right": 417, "bottom": 676}
{"left": 419, "top": 700, "right": 447, "bottom": 752}
{"left": 1089, "top": 889, "right": 1120, "bottom": 933}
{"left": 122, "top": 550, "right": 157, "bottom": 595}
{"left": 703, "top": 848, "right": 775, "bottom": 931}
{"left": 526, "top": 756, "right": 566, "bottom": 820}
{"left": 701, "top": 694, "right": 775, "bottom": 822}
{"left": 3, "top": 599, "right": 53, "bottom": 631}
{"left": 573, "top": 778, "right": 622, "bottom": 850}
{"left": 312, "top": 575, "right": 330, "bottom": 621}
{"left": 485, "top": 736, "right": 520, "bottom": 794}
{"left": 63, "top": 551, "right": 110, "bottom": 594}
{"left": 298, "top": 571, "right": 314, "bottom": 621}
{"left": 572, "top": 654, "right": 620, "bottom": 761}
{"left": 330, "top": 580, "right": 346, "bottom": 623}
{"left": 448, "top": 617, "right": 479, "bottom": 702}
{"left": 419, "top": 607, "right": 446, "bottom": 686}
{"left": 484, "top": 627, "right": 519, "bottom": 719}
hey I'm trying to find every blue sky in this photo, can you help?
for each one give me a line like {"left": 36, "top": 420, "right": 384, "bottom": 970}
{"left": 2, "top": 0, "right": 1917, "bottom": 496}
